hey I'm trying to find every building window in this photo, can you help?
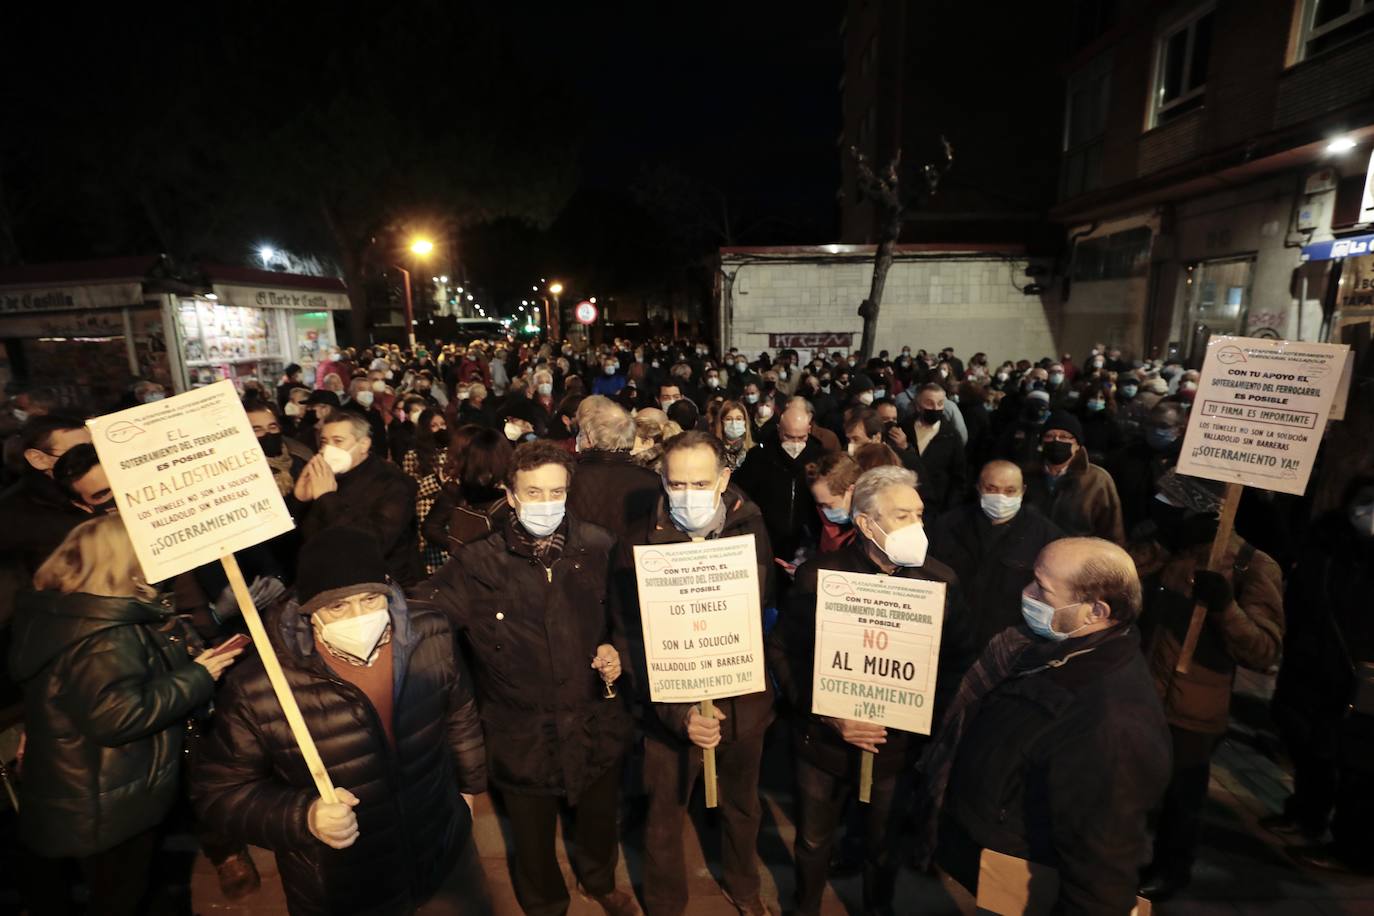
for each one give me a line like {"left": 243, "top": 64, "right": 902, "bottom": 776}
{"left": 1300, "top": 0, "right": 1374, "bottom": 57}
{"left": 1072, "top": 227, "right": 1153, "bottom": 282}
{"left": 1151, "top": 5, "right": 1214, "bottom": 126}
{"left": 1061, "top": 56, "right": 1111, "bottom": 199}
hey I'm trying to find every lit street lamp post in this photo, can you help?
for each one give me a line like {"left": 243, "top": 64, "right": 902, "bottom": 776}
{"left": 547, "top": 281, "right": 563, "bottom": 342}
{"left": 399, "top": 238, "right": 434, "bottom": 349}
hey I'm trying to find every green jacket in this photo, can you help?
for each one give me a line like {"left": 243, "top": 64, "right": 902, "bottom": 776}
{"left": 8, "top": 590, "right": 215, "bottom": 857}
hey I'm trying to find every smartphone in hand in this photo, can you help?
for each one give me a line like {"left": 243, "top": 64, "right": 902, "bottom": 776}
{"left": 211, "top": 633, "right": 252, "bottom": 654}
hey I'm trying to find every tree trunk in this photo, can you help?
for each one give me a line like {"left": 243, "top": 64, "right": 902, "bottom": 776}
{"left": 858, "top": 237, "right": 895, "bottom": 360}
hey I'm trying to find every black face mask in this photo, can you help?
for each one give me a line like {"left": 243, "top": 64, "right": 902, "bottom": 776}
{"left": 259, "top": 432, "right": 284, "bottom": 457}
{"left": 431, "top": 428, "right": 450, "bottom": 448}
{"left": 88, "top": 498, "right": 117, "bottom": 516}
{"left": 1042, "top": 440, "right": 1075, "bottom": 466}
{"left": 920, "top": 408, "right": 943, "bottom": 426}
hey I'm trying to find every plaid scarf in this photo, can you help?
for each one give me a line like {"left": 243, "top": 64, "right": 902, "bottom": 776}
{"left": 508, "top": 512, "right": 566, "bottom": 565}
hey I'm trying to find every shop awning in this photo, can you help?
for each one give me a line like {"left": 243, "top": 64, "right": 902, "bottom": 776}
{"left": 1300, "top": 232, "right": 1374, "bottom": 262}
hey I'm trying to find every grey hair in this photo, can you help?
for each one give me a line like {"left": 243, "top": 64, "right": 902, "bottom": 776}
{"left": 578, "top": 396, "right": 635, "bottom": 450}
{"left": 850, "top": 466, "right": 918, "bottom": 520}
{"left": 322, "top": 409, "right": 371, "bottom": 442}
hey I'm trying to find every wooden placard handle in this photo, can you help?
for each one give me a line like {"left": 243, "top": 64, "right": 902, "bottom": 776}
{"left": 859, "top": 750, "right": 874, "bottom": 804}
{"left": 1174, "top": 483, "right": 1243, "bottom": 675}
{"left": 701, "top": 699, "right": 719, "bottom": 809}
{"left": 221, "top": 553, "right": 338, "bottom": 803}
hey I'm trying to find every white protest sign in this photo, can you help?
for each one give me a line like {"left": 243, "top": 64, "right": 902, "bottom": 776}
{"left": 1176, "top": 335, "right": 1349, "bottom": 496}
{"left": 811, "top": 570, "right": 946, "bottom": 735}
{"left": 633, "top": 534, "right": 765, "bottom": 703}
{"left": 88, "top": 379, "right": 295, "bottom": 582}
{"left": 1328, "top": 350, "right": 1355, "bottom": 422}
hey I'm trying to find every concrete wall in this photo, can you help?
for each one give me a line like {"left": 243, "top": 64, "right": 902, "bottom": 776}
{"left": 722, "top": 255, "right": 1059, "bottom": 365}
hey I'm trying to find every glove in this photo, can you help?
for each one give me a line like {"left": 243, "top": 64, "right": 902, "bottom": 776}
{"left": 1192, "top": 569, "right": 1233, "bottom": 616}
{"left": 214, "top": 577, "right": 287, "bottom": 621}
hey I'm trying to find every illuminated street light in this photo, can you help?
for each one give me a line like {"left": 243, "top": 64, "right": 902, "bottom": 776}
{"left": 548, "top": 281, "right": 564, "bottom": 295}
{"left": 1326, "top": 136, "right": 1358, "bottom": 154}
{"left": 467, "top": 294, "right": 474, "bottom": 301}
{"left": 410, "top": 238, "right": 434, "bottom": 256}
{"left": 258, "top": 246, "right": 275, "bottom": 264}
{"left": 439, "top": 275, "right": 448, "bottom": 283}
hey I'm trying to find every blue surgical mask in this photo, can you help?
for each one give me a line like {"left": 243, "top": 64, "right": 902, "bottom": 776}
{"left": 1021, "top": 592, "right": 1092, "bottom": 641}
{"left": 1146, "top": 426, "right": 1179, "bottom": 452}
{"left": 1119, "top": 385, "right": 1138, "bottom": 400}
{"left": 1086, "top": 399, "right": 1106, "bottom": 412}
{"left": 822, "top": 505, "right": 850, "bottom": 525}
{"left": 516, "top": 497, "right": 565, "bottom": 537}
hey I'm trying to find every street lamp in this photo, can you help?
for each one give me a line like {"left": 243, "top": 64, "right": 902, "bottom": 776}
{"left": 397, "top": 237, "right": 434, "bottom": 349}
{"left": 546, "top": 281, "right": 564, "bottom": 341}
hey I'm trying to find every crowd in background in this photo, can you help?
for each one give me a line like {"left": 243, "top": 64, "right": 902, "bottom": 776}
{"left": 0, "top": 331, "right": 1371, "bottom": 915}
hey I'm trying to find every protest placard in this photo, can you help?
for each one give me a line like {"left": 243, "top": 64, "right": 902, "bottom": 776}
{"left": 633, "top": 534, "right": 765, "bottom": 703}
{"left": 1175, "top": 335, "right": 1349, "bottom": 496}
{"left": 87, "top": 378, "right": 294, "bottom": 582}
{"left": 810, "top": 570, "right": 946, "bottom": 737}
{"left": 88, "top": 380, "right": 336, "bottom": 802}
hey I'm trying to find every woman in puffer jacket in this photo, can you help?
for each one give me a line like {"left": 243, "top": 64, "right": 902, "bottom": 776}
{"left": 8, "top": 515, "right": 243, "bottom": 915}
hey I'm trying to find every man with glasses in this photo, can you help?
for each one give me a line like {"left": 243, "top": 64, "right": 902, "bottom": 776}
{"left": 1024, "top": 411, "right": 1125, "bottom": 544}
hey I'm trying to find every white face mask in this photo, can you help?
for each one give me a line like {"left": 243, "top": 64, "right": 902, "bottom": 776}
{"left": 285, "top": 402, "right": 303, "bottom": 417}
{"left": 321, "top": 443, "right": 355, "bottom": 475}
{"left": 756, "top": 404, "right": 774, "bottom": 421}
{"left": 782, "top": 441, "right": 805, "bottom": 459}
{"left": 723, "top": 419, "right": 746, "bottom": 440}
{"left": 516, "top": 496, "right": 566, "bottom": 537}
{"left": 668, "top": 487, "right": 719, "bottom": 532}
{"left": 371, "top": 380, "right": 386, "bottom": 392}
{"left": 980, "top": 492, "right": 1022, "bottom": 522}
{"left": 503, "top": 421, "right": 524, "bottom": 442}
{"left": 869, "top": 518, "right": 928, "bottom": 567}
{"left": 354, "top": 390, "right": 374, "bottom": 408}
{"left": 537, "top": 382, "right": 553, "bottom": 396}
{"left": 317, "top": 608, "right": 390, "bottom": 663}
{"left": 858, "top": 391, "right": 874, "bottom": 406}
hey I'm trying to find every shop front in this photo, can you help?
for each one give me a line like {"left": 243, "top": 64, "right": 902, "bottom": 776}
{"left": 0, "top": 258, "right": 349, "bottom": 411}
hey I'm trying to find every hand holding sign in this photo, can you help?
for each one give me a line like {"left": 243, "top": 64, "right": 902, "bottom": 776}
{"left": 828, "top": 717, "right": 888, "bottom": 754}
{"left": 686, "top": 705, "right": 726, "bottom": 749}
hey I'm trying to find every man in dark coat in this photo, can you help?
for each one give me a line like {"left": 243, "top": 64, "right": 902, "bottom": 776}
{"left": 567, "top": 396, "right": 662, "bottom": 542}
{"left": 1024, "top": 411, "right": 1125, "bottom": 545}
{"left": 620, "top": 431, "right": 776, "bottom": 916}
{"left": 417, "top": 440, "right": 638, "bottom": 916}
{"left": 0, "top": 415, "right": 93, "bottom": 579}
{"left": 899, "top": 384, "right": 967, "bottom": 522}
{"left": 289, "top": 409, "right": 423, "bottom": 586}
{"left": 732, "top": 403, "right": 827, "bottom": 563}
{"left": 192, "top": 527, "right": 489, "bottom": 916}
{"left": 768, "top": 465, "right": 974, "bottom": 916}
{"left": 926, "top": 537, "right": 1171, "bottom": 913}
{"left": 930, "top": 460, "right": 1064, "bottom": 651}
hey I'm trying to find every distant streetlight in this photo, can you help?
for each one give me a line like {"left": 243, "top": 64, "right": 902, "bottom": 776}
{"left": 396, "top": 238, "right": 434, "bottom": 348}
{"left": 258, "top": 246, "right": 275, "bottom": 265}
{"left": 548, "top": 281, "right": 564, "bottom": 295}
{"left": 1326, "top": 136, "right": 1358, "bottom": 154}
{"left": 410, "top": 238, "right": 434, "bottom": 256}
{"left": 439, "top": 275, "right": 448, "bottom": 283}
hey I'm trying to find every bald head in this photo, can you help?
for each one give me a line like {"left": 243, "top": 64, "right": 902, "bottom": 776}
{"left": 780, "top": 407, "right": 812, "bottom": 440}
{"left": 1034, "top": 537, "right": 1141, "bottom": 630}
{"left": 978, "top": 459, "right": 1024, "bottom": 495}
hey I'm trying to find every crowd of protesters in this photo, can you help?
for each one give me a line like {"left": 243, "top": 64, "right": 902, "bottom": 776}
{"left": 0, "top": 332, "right": 1370, "bottom": 915}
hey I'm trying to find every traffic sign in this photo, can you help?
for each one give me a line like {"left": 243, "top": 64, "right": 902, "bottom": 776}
{"left": 575, "top": 301, "right": 598, "bottom": 325}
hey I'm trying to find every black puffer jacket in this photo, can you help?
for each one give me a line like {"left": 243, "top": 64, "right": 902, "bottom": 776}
{"left": 768, "top": 540, "right": 975, "bottom": 779}
{"left": 567, "top": 448, "right": 662, "bottom": 542}
{"left": 191, "top": 586, "right": 485, "bottom": 916}
{"left": 732, "top": 436, "right": 826, "bottom": 561}
{"left": 8, "top": 590, "right": 214, "bottom": 858}
{"left": 416, "top": 508, "right": 633, "bottom": 803}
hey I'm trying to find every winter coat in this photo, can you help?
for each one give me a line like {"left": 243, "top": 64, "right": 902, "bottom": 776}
{"left": 929, "top": 503, "right": 1064, "bottom": 651}
{"left": 420, "top": 484, "right": 505, "bottom": 555}
{"left": 902, "top": 419, "right": 967, "bottom": 520}
{"left": 191, "top": 587, "right": 485, "bottom": 916}
{"left": 1132, "top": 534, "right": 1284, "bottom": 734}
{"left": 289, "top": 454, "right": 423, "bottom": 586}
{"left": 937, "top": 627, "right": 1171, "bottom": 915}
{"left": 0, "top": 470, "right": 91, "bottom": 579}
{"left": 618, "top": 489, "right": 777, "bottom": 747}
{"left": 1024, "top": 448, "right": 1125, "bottom": 544}
{"left": 767, "top": 540, "right": 975, "bottom": 779}
{"left": 1272, "top": 513, "right": 1374, "bottom": 743}
{"left": 415, "top": 511, "right": 633, "bottom": 803}
{"left": 732, "top": 435, "right": 827, "bottom": 561}
{"left": 8, "top": 590, "right": 215, "bottom": 858}
{"left": 567, "top": 448, "right": 663, "bottom": 543}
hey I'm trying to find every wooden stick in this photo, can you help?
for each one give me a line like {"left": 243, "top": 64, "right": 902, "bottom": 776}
{"left": 1174, "top": 483, "right": 1243, "bottom": 675}
{"left": 221, "top": 553, "right": 338, "bottom": 803}
{"left": 859, "top": 750, "right": 874, "bottom": 804}
{"left": 701, "top": 699, "right": 719, "bottom": 809}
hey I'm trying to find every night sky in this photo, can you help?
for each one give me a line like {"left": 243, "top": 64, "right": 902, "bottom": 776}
{"left": 1, "top": 4, "right": 840, "bottom": 307}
